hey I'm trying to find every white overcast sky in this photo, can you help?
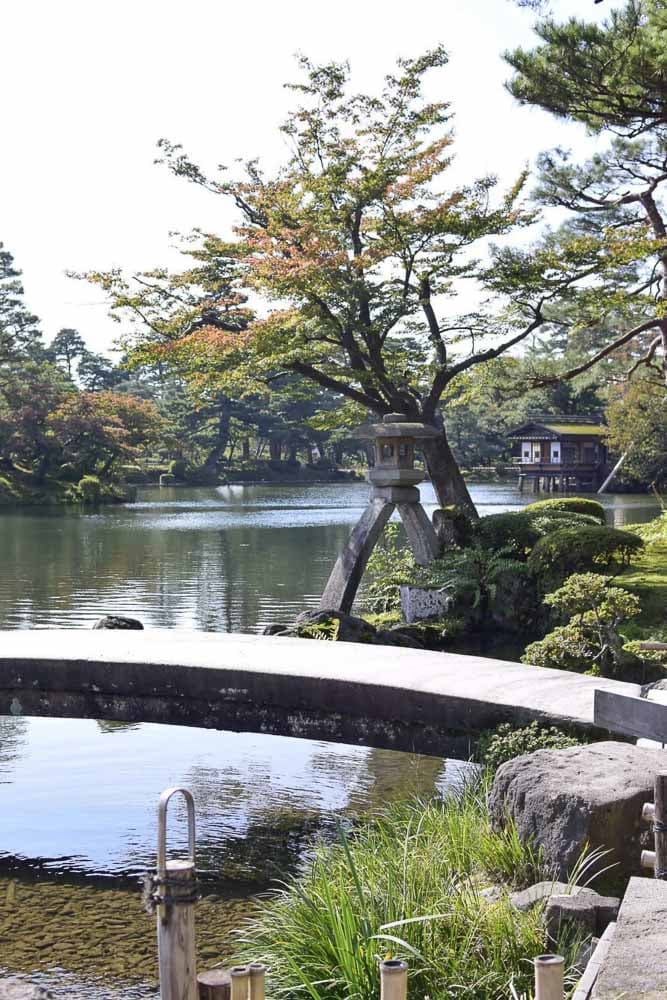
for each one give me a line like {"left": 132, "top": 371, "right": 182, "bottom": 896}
{"left": 0, "top": 0, "right": 611, "bottom": 355}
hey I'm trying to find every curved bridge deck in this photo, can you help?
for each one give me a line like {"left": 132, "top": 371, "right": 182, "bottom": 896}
{"left": 0, "top": 630, "right": 639, "bottom": 759}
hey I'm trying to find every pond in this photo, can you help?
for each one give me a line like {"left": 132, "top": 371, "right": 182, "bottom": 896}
{"left": 0, "top": 482, "right": 660, "bottom": 997}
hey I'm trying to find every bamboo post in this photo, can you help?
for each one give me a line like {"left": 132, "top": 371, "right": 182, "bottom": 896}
{"left": 379, "top": 959, "right": 408, "bottom": 1000}
{"left": 155, "top": 788, "right": 198, "bottom": 1000}
{"left": 197, "top": 969, "right": 231, "bottom": 1000}
{"left": 655, "top": 772, "right": 667, "bottom": 879}
{"left": 534, "top": 954, "right": 564, "bottom": 1000}
{"left": 248, "top": 964, "right": 266, "bottom": 1000}
{"left": 648, "top": 771, "right": 667, "bottom": 878}
{"left": 230, "top": 965, "right": 250, "bottom": 1000}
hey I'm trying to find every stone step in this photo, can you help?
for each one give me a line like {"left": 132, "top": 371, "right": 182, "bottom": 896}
{"left": 592, "top": 877, "right": 667, "bottom": 998}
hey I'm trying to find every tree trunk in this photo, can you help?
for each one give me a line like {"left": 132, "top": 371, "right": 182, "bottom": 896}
{"left": 203, "top": 412, "right": 230, "bottom": 471}
{"left": 420, "top": 431, "right": 478, "bottom": 519}
{"left": 269, "top": 438, "right": 282, "bottom": 461}
{"left": 242, "top": 438, "right": 250, "bottom": 460}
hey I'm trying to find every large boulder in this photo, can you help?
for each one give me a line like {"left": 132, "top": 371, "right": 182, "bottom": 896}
{"left": 489, "top": 741, "right": 667, "bottom": 892}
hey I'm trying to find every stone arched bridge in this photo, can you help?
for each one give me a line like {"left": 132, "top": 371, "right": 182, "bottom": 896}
{"left": 0, "top": 630, "right": 639, "bottom": 759}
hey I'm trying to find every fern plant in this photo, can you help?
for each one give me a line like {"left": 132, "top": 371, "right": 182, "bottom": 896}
{"left": 425, "top": 544, "right": 526, "bottom": 615}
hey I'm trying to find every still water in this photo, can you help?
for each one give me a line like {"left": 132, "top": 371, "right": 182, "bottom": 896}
{"left": 0, "top": 483, "right": 660, "bottom": 997}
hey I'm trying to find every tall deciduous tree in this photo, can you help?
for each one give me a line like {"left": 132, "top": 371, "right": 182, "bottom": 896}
{"left": 87, "top": 51, "right": 568, "bottom": 516}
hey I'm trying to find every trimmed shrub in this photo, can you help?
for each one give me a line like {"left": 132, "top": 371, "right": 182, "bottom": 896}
{"left": 523, "top": 496, "right": 606, "bottom": 524}
{"left": 77, "top": 475, "right": 102, "bottom": 502}
{"left": 527, "top": 509, "right": 601, "bottom": 535}
{"left": 528, "top": 525, "right": 643, "bottom": 577}
{"left": 119, "top": 464, "right": 148, "bottom": 484}
{"left": 480, "top": 721, "right": 580, "bottom": 771}
{"left": 473, "top": 512, "right": 540, "bottom": 556}
{"left": 433, "top": 505, "right": 474, "bottom": 546}
{"left": 57, "top": 462, "right": 79, "bottom": 483}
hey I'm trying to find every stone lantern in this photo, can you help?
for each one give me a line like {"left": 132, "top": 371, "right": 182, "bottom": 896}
{"left": 320, "top": 413, "right": 442, "bottom": 613}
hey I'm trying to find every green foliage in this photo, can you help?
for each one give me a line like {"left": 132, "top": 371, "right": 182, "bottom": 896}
{"left": 622, "top": 638, "right": 667, "bottom": 670}
{"left": 427, "top": 544, "right": 527, "bottom": 613}
{"left": 435, "top": 505, "right": 474, "bottom": 546}
{"left": 629, "top": 511, "right": 667, "bottom": 548}
{"left": 606, "top": 378, "right": 667, "bottom": 489}
{"left": 299, "top": 618, "right": 341, "bottom": 641}
{"left": 523, "top": 497, "right": 606, "bottom": 524}
{"left": 232, "top": 787, "right": 583, "bottom": 1000}
{"left": 523, "top": 572, "right": 643, "bottom": 676}
{"left": 363, "top": 525, "right": 418, "bottom": 614}
{"left": 527, "top": 510, "right": 601, "bottom": 535}
{"left": 480, "top": 722, "right": 580, "bottom": 772}
{"left": 76, "top": 475, "right": 102, "bottom": 502}
{"left": 473, "top": 512, "right": 540, "bottom": 557}
{"left": 168, "top": 459, "right": 188, "bottom": 479}
{"left": 506, "top": 2, "right": 667, "bottom": 137}
{"left": 56, "top": 462, "right": 79, "bottom": 483}
{"left": 527, "top": 526, "right": 643, "bottom": 578}
{"left": 119, "top": 464, "right": 148, "bottom": 484}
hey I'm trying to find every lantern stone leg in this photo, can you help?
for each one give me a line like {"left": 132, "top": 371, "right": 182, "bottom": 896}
{"left": 320, "top": 498, "right": 395, "bottom": 613}
{"left": 397, "top": 503, "right": 441, "bottom": 565}
{"left": 319, "top": 413, "right": 443, "bottom": 614}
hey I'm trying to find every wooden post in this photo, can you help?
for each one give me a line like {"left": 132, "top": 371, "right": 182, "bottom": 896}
{"left": 198, "top": 969, "right": 231, "bottom": 1000}
{"left": 534, "top": 955, "right": 563, "bottom": 1000}
{"left": 155, "top": 788, "right": 198, "bottom": 1000}
{"left": 230, "top": 966, "right": 250, "bottom": 1000}
{"left": 248, "top": 965, "right": 266, "bottom": 1000}
{"left": 380, "top": 959, "right": 408, "bottom": 1000}
{"left": 157, "top": 858, "right": 197, "bottom": 1000}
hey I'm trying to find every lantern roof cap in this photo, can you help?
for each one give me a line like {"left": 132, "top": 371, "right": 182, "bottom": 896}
{"left": 354, "top": 413, "right": 440, "bottom": 439}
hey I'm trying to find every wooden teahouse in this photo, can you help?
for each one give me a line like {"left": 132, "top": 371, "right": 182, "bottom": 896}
{"left": 506, "top": 416, "right": 610, "bottom": 493}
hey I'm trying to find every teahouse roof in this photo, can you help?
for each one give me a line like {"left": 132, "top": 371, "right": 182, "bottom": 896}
{"left": 354, "top": 413, "right": 440, "bottom": 440}
{"left": 506, "top": 420, "right": 607, "bottom": 441}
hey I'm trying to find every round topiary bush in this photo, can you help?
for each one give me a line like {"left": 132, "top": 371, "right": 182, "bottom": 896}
{"left": 57, "top": 462, "right": 79, "bottom": 483}
{"left": 472, "top": 511, "right": 541, "bottom": 557}
{"left": 120, "top": 464, "right": 148, "bottom": 484}
{"left": 527, "top": 525, "right": 643, "bottom": 577}
{"left": 523, "top": 496, "right": 606, "bottom": 524}
{"left": 77, "top": 475, "right": 102, "bottom": 502}
{"left": 526, "top": 509, "right": 601, "bottom": 535}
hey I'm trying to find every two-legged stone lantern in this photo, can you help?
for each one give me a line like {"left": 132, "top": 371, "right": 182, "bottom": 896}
{"left": 320, "top": 413, "right": 441, "bottom": 613}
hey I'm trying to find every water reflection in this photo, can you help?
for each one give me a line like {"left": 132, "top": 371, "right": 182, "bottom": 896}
{"left": 0, "top": 481, "right": 658, "bottom": 998}
{"left": 0, "top": 482, "right": 658, "bottom": 632}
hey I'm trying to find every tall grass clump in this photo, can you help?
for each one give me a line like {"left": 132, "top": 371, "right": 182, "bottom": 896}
{"left": 232, "top": 784, "right": 582, "bottom": 999}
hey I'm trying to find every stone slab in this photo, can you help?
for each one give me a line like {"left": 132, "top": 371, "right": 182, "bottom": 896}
{"left": 545, "top": 893, "right": 620, "bottom": 940}
{"left": 0, "top": 630, "right": 642, "bottom": 758}
{"left": 592, "top": 877, "right": 667, "bottom": 998}
{"left": 400, "top": 585, "right": 453, "bottom": 624}
{"left": 509, "top": 881, "right": 597, "bottom": 912}
{"left": 0, "top": 629, "right": 639, "bottom": 760}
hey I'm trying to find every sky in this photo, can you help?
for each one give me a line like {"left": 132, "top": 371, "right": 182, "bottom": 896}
{"left": 0, "top": 0, "right": 611, "bottom": 356}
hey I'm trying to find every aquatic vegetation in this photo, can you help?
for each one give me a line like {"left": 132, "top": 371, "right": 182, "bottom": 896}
{"left": 232, "top": 786, "right": 583, "bottom": 1000}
